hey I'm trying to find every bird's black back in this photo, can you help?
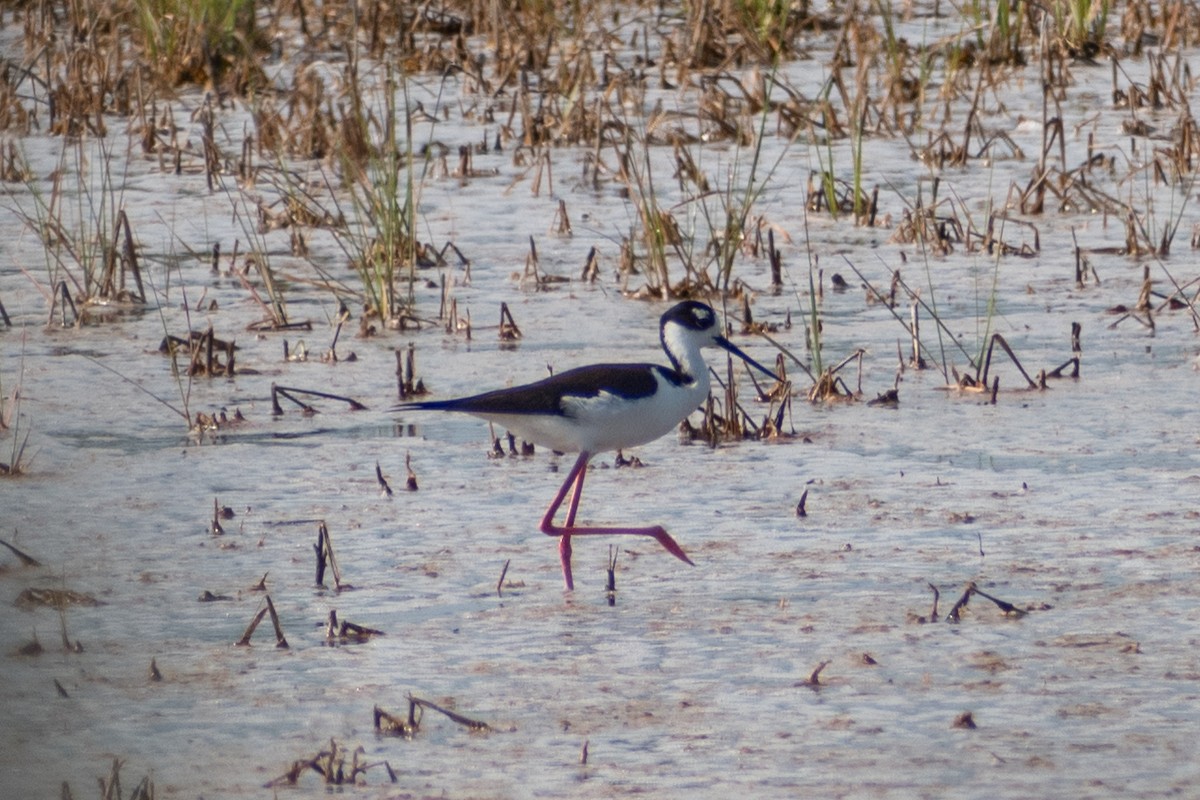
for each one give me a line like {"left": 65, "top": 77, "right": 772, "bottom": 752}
{"left": 402, "top": 362, "right": 684, "bottom": 417}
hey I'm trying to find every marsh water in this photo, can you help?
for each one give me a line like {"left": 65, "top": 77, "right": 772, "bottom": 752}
{"left": 4, "top": 3, "right": 1200, "bottom": 798}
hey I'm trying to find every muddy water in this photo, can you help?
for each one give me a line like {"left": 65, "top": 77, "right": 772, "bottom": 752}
{"left": 4, "top": 8, "right": 1200, "bottom": 800}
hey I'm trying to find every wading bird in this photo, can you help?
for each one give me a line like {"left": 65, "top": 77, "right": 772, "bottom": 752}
{"left": 394, "top": 301, "right": 780, "bottom": 590}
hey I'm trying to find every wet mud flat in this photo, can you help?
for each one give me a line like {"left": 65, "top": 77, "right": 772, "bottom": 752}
{"left": 4, "top": 1, "right": 1200, "bottom": 797}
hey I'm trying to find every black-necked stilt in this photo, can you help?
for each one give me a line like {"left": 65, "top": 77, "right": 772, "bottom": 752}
{"left": 394, "top": 300, "right": 780, "bottom": 590}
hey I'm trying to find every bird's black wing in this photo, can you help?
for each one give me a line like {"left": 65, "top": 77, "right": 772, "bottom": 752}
{"left": 399, "top": 363, "right": 678, "bottom": 416}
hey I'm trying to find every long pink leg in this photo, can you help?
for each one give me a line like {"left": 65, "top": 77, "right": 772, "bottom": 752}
{"left": 539, "top": 452, "right": 590, "bottom": 590}
{"left": 562, "top": 456, "right": 586, "bottom": 527}
{"left": 538, "top": 451, "right": 694, "bottom": 591}
{"left": 557, "top": 459, "right": 587, "bottom": 590}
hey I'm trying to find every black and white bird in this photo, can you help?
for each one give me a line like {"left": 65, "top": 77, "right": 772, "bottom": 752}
{"left": 394, "top": 300, "right": 780, "bottom": 590}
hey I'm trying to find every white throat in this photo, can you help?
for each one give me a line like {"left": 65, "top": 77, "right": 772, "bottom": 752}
{"left": 661, "top": 323, "right": 713, "bottom": 393}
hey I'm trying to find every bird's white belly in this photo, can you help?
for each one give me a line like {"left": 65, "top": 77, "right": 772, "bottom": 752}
{"left": 478, "top": 386, "right": 703, "bottom": 454}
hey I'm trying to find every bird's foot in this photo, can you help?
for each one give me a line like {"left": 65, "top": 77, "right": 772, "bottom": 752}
{"left": 647, "top": 526, "right": 695, "bottom": 566}
{"left": 546, "top": 524, "right": 693, "bottom": 591}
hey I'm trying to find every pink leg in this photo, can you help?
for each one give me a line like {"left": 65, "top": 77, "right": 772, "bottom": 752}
{"left": 539, "top": 452, "right": 590, "bottom": 590}
{"left": 557, "top": 460, "right": 587, "bottom": 590}
{"left": 563, "top": 456, "right": 586, "bottom": 527}
{"left": 538, "top": 451, "right": 694, "bottom": 591}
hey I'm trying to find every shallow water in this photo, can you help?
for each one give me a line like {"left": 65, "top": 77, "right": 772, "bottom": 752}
{"left": 5, "top": 4, "right": 1200, "bottom": 798}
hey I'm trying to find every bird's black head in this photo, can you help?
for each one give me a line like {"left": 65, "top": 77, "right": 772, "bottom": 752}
{"left": 660, "top": 300, "right": 717, "bottom": 333}
{"left": 658, "top": 301, "right": 720, "bottom": 376}
{"left": 659, "top": 299, "right": 781, "bottom": 383}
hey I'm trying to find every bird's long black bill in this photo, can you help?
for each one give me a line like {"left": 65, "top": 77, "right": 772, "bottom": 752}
{"left": 715, "top": 336, "right": 782, "bottom": 382}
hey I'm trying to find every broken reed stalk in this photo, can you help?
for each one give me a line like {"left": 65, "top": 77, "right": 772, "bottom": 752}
{"left": 210, "top": 497, "right": 225, "bottom": 535}
{"left": 235, "top": 606, "right": 268, "bottom": 646}
{"left": 978, "top": 333, "right": 1039, "bottom": 390}
{"left": 910, "top": 302, "right": 926, "bottom": 368}
{"left": 762, "top": 378, "right": 794, "bottom": 436}
{"left": 0, "top": 536, "right": 42, "bottom": 566}
{"left": 266, "top": 739, "right": 396, "bottom": 787}
{"left": 952, "top": 711, "right": 977, "bottom": 729}
{"left": 314, "top": 525, "right": 328, "bottom": 586}
{"left": 404, "top": 452, "right": 418, "bottom": 490}
{"left": 236, "top": 595, "right": 289, "bottom": 647}
{"left": 499, "top": 302, "right": 522, "bottom": 340}
{"left": 808, "top": 348, "right": 864, "bottom": 402}
{"left": 395, "top": 343, "right": 426, "bottom": 398}
{"left": 581, "top": 246, "right": 599, "bottom": 282}
{"left": 325, "top": 609, "right": 384, "bottom": 642}
{"left": 270, "top": 384, "right": 367, "bottom": 415}
{"left": 606, "top": 545, "right": 618, "bottom": 606}
{"left": 57, "top": 596, "right": 75, "bottom": 651}
{"left": 93, "top": 758, "right": 155, "bottom": 800}
{"left": 496, "top": 558, "right": 510, "bottom": 597}
{"left": 768, "top": 228, "right": 782, "bottom": 289}
{"left": 374, "top": 705, "right": 418, "bottom": 738}
{"left": 409, "top": 694, "right": 492, "bottom": 732}
{"left": 374, "top": 695, "right": 491, "bottom": 738}
{"left": 1046, "top": 321, "right": 1082, "bottom": 379}
{"left": 946, "top": 584, "right": 973, "bottom": 622}
{"left": 795, "top": 660, "right": 830, "bottom": 688}
{"left": 328, "top": 317, "right": 344, "bottom": 360}
{"left": 51, "top": 281, "right": 80, "bottom": 327}
{"left": 375, "top": 461, "right": 394, "bottom": 497}
{"left": 444, "top": 297, "right": 472, "bottom": 338}
{"left": 158, "top": 329, "right": 237, "bottom": 377}
{"left": 551, "top": 198, "right": 571, "bottom": 234}
{"left": 971, "top": 583, "right": 1027, "bottom": 617}
{"left": 524, "top": 235, "right": 541, "bottom": 284}
{"left": 945, "top": 581, "right": 1026, "bottom": 622}
{"left": 100, "top": 208, "right": 146, "bottom": 303}
{"left": 265, "top": 595, "right": 289, "bottom": 647}
{"left": 314, "top": 522, "right": 347, "bottom": 591}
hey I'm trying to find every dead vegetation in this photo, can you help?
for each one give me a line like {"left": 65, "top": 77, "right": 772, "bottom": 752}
{"left": 0, "top": 371, "right": 33, "bottom": 476}
{"left": 375, "top": 694, "right": 493, "bottom": 738}
{"left": 910, "top": 580, "right": 1039, "bottom": 625}
{"left": 265, "top": 737, "right": 396, "bottom": 788}
{"left": 77, "top": 758, "right": 156, "bottom": 800}
{"left": 264, "top": 696, "right": 492, "bottom": 787}
{"left": 0, "top": 0, "right": 1196, "bottom": 414}
{"left": 234, "top": 594, "right": 288, "bottom": 648}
